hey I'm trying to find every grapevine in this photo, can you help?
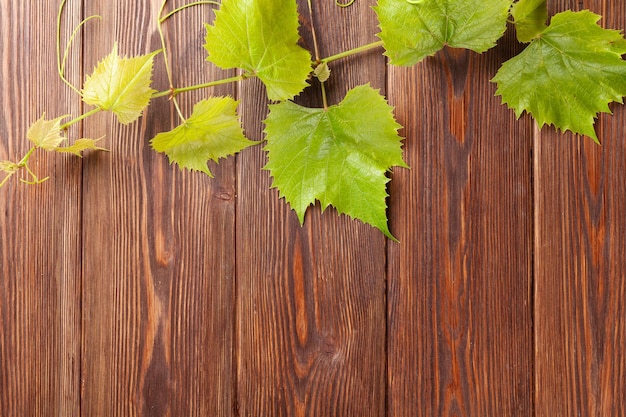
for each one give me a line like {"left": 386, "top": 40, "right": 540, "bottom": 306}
{"left": 2, "top": 0, "right": 626, "bottom": 239}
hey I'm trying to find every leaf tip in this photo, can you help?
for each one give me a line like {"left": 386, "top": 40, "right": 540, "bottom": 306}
{"left": 386, "top": 232, "right": 400, "bottom": 243}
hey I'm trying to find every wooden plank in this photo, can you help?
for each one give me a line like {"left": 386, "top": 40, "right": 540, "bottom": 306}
{"left": 386, "top": 27, "right": 534, "bottom": 416}
{"left": 80, "top": 1, "right": 235, "bottom": 415}
{"left": 0, "top": 1, "right": 82, "bottom": 416}
{"left": 235, "top": 1, "right": 387, "bottom": 415}
{"left": 534, "top": 1, "right": 626, "bottom": 416}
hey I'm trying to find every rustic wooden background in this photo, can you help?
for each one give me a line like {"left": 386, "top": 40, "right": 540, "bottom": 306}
{"left": 1, "top": 0, "right": 625, "bottom": 415}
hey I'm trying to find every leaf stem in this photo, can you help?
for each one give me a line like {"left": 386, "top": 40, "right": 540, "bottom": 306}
{"left": 306, "top": 0, "right": 328, "bottom": 110}
{"left": 307, "top": 0, "right": 322, "bottom": 63}
{"left": 60, "top": 107, "right": 102, "bottom": 131}
{"left": 151, "top": 73, "right": 252, "bottom": 99}
{"left": 320, "top": 83, "right": 329, "bottom": 110}
{"left": 18, "top": 147, "right": 37, "bottom": 165}
{"left": 0, "top": 173, "right": 12, "bottom": 188}
{"left": 159, "top": 1, "right": 221, "bottom": 23}
{"left": 157, "top": 0, "right": 187, "bottom": 122}
{"left": 320, "top": 40, "right": 384, "bottom": 65}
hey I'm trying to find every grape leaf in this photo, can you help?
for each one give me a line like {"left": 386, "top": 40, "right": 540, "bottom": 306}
{"left": 27, "top": 113, "right": 67, "bottom": 150}
{"left": 263, "top": 84, "right": 407, "bottom": 239}
{"left": 204, "top": 0, "right": 312, "bottom": 101}
{"left": 151, "top": 97, "right": 255, "bottom": 177}
{"left": 0, "top": 161, "right": 20, "bottom": 188}
{"left": 511, "top": 0, "right": 547, "bottom": 42}
{"left": 82, "top": 43, "right": 159, "bottom": 124}
{"left": 492, "top": 10, "right": 626, "bottom": 142}
{"left": 56, "top": 138, "right": 108, "bottom": 157}
{"left": 313, "top": 62, "right": 331, "bottom": 83}
{"left": 0, "top": 160, "right": 20, "bottom": 174}
{"left": 375, "top": 0, "right": 512, "bottom": 66}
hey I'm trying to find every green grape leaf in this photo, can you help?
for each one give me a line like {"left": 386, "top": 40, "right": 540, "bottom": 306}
{"left": 56, "top": 138, "right": 109, "bottom": 157}
{"left": 27, "top": 113, "right": 67, "bottom": 150}
{"left": 204, "top": 0, "right": 312, "bottom": 101}
{"left": 151, "top": 97, "right": 255, "bottom": 177}
{"left": 511, "top": 0, "right": 547, "bottom": 42}
{"left": 264, "top": 84, "right": 407, "bottom": 240}
{"left": 0, "top": 160, "right": 21, "bottom": 174}
{"left": 375, "top": 0, "right": 512, "bottom": 66}
{"left": 492, "top": 10, "right": 626, "bottom": 142}
{"left": 82, "top": 43, "right": 159, "bottom": 124}
{"left": 313, "top": 62, "right": 331, "bottom": 83}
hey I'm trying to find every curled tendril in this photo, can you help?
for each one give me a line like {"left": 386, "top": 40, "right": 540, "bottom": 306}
{"left": 406, "top": 0, "right": 424, "bottom": 4}
{"left": 336, "top": 0, "right": 355, "bottom": 7}
{"left": 57, "top": 0, "right": 102, "bottom": 95}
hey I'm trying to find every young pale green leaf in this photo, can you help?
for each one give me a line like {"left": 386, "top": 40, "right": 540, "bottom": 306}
{"left": 264, "top": 84, "right": 407, "bottom": 240}
{"left": 82, "top": 43, "right": 159, "bottom": 124}
{"left": 375, "top": 0, "right": 512, "bottom": 66}
{"left": 0, "top": 160, "right": 21, "bottom": 174}
{"left": 492, "top": 10, "right": 626, "bottom": 142}
{"left": 27, "top": 114, "right": 67, "bottom": 150}
{"left": 151, "top": 97, "right": 255, "bottom": 177}
{"left": 511, "top": 0, "right": 547, "bottom": 42}
{"left": 313, "top": 62, "right": 331, "bottom": 83}
{"left": 204, "top": 0, "right": 312, "bottom": 101}
{"left": 56, "top": 138, "right": 109, "bottom": 157}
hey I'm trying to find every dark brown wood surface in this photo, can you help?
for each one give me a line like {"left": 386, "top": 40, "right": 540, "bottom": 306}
{"left": 1, "top": 0, "right": 625, "bottom": 416}
{"left": 79, "top": 1, "right": 235, "bottom": 415}
{"left": 236, "top": 2, "right": 387, "bottom": 415}
{"left": 534, "top": 1, "right": 626, "bottom": 416}
{"left": 0, "top": 2, "right": 83, "bottom": 416}
{"left": 386, "top": 25, "right": 534, "bottom": 417}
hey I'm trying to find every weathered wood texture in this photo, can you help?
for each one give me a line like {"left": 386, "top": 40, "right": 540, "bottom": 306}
{"left": 386, "top": 21, "right": 534, "bottom": 417}
{"left": 79, "top": 1, "right": 235, "bottom": 415}
{"left": 1, "top": 0, "right": 625, "bottom": 416}
{"left": 236, "top": 1, "right": 387, "bottom": 415}
{"left": 0, "top": 1, "right": 82, "bottom": 416}
{"left": 534, "top": 1, "right": 626, "bottom": 416}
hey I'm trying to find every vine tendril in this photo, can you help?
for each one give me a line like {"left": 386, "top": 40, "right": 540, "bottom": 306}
{"left": 336, "top": 0, "right": 355, "bottom": 7}
{"left": 159, "top": 1, "right": 221, "bottom": 23}
{"left": 57, "top": 0, "right": 101, "bottom": 95}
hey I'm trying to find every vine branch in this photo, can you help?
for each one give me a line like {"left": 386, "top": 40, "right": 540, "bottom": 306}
{"left": 319, "top": 40, "right": 384, "bottom": 65}
{"left": 307, "top": 0, "right": 328, "bottom": 110}
{"left": 60, "top": 107, "right": 102, "bottom": 131}
{"left": 157, "top": 0, "right": 187, "bottom": 122}
{"left": 151, "top": 72, "right": 253, "bottom": 99}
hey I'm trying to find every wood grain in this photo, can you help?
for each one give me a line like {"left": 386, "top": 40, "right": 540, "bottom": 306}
{"left": 2, "top": 1, "right": 626, "bottom": 416}
{"left": 386, "top": 24, "right": 534, "bottom": 417}
{"left": 0, "top": 1, "right": 82, "bottom": 416}
{"left": 534, "top": 1, "right": 626, "bottom": 416}
{"left": 235, "top": 1, "right": 387, "bottom": 415}
{"left": 80, "top": 1, "right": 235, "bottom": 415}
